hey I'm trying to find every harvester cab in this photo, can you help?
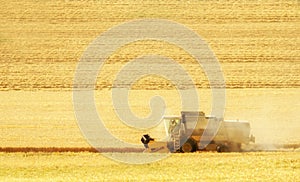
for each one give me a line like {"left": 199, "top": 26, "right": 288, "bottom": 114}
{"left": 163, "top": 116, "right": 185, "bottom": 152}
{"left": 163, "top": 117, "right": 181, "bottom": 137}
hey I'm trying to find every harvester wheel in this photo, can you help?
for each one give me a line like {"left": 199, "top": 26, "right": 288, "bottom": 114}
{"left": 228, "top": 143, "right": 242, "bottom": 152}
{"left": 181, "top": 138, "right": 197, "bottom": 153}
{"left": 216, "top": 145, "right": 229, "bottom": 153}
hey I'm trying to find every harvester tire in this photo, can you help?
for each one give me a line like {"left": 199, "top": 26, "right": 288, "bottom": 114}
{"left": 216, "top": 145, "right": 229, "bottom": 153}
{"left": 181, "top": 138, "right": 197, "bottom": 153}
{"left": 228, "top": 143, "right": 242, "bottom": 152}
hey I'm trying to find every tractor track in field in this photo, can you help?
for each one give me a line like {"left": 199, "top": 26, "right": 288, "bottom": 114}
{"left": 0, "top": 144, "right": 299, "bottom": 153}
{"left": 0, "top": 147, "right": 144, "bottom": 153}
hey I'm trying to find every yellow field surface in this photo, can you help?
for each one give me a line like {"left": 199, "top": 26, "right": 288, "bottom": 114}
{"left": 0, "top": 0, "right": 299, "bottom": 90}
{"left": 0, "top": 0, "right": 299, "bottom": 180}
{"left": 0, "top": 0, "right": 299, "bottom": 147}
{"left": 0, "top": 88, "right": 299, "bottom": 148}
{"left": 0, "top": 152, "right": 299, "bottom": 181}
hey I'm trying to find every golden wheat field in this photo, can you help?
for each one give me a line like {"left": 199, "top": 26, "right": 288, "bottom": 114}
{"left": 0, "top": 0, "right": 299, "bottom": 181}
{"left": 0, "top": 152, "right": 299, "bottom": 181}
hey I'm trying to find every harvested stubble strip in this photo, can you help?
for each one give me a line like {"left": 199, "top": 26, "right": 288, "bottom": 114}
{"left": 0, "top": 147, "right": 144, "bottom": 153}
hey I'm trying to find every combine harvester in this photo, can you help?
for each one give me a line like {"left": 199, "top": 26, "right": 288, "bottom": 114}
{"left": 141, "top": 111, "right": 255, "bottom": 153}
